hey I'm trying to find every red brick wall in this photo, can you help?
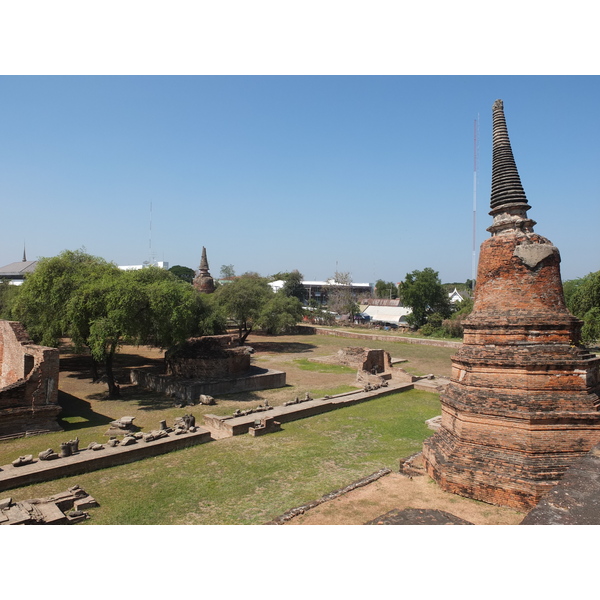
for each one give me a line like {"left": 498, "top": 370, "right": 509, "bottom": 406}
{"left": 0, "top": 320, "right": 61, "bottom": 437}
{"left": 422, "top": 230, "right": 600, "bottom": 510}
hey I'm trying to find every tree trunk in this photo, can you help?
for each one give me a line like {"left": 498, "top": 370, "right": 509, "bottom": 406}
{"left": 90, "top": 356, "right": 100, "bottom": 381}
{"left": 105, "top": 343, "right": 120, "bottom": 398}
{"left": 239, "top": 323, "right": 252, "bottom": 345}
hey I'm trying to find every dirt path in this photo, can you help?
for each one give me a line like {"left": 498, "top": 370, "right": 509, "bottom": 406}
{"left": 282, "top": 469, "right": 525, "bottom": 525}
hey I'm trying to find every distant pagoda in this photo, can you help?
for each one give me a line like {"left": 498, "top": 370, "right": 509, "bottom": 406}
{"left": 193, "top": 246, "right": 215, "bottom": 294}
{"left": 422, "top": 99, "right": 600, "bottom": 511}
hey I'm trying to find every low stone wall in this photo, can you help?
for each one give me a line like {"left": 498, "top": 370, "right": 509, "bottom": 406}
{"left": 130, "top": 366, "right": 286, "bottom": 402}
{"left": 0, "top": 427, "right": 212, "bottom": 492}
{"left": 335, "top": 347, "right": 392, "bottom": 373}
{"left": 165, "top": 336, "right": 252, "bottom": 379}
{"left": 304, "top": 326, "right": 462, "bottom": 348}
{"left": 204, "top": 381, "right": 414, "bottom": 437}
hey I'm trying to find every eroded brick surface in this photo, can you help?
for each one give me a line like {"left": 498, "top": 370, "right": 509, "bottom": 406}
{"left": 0, "top": 321, "right": 62, "bottom": 438}
{"left": 422, "top": 100, "right": 600, "bottom": 511}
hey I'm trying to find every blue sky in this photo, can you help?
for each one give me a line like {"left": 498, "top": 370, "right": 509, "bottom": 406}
{"left": 1, "top": 75, "right": 598, "bottom": 285}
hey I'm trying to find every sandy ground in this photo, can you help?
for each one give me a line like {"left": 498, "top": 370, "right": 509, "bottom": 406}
{"left": 282, "top": 462, "right": 525, "bottom": 526}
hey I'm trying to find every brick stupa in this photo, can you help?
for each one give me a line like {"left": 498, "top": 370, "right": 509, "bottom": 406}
{"left": 422, "top": 99, "right": 600, "bottom": 511}
{"left": 193, "top": 247, "right": 215, "bottom": 294}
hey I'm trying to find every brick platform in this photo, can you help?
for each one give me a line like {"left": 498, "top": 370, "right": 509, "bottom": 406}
{"left": 130, "top": 365, "right": 286, "bottom": 403}
{"left": 0, "top": 427, "right": 211, "bottom": 493}
{"left": 204, "top": 381, "right": 413, "bottom": 437}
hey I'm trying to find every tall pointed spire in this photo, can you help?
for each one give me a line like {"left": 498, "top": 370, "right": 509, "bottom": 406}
{"left": 193, "top": 246, "right": 215, "bottom": 294}
{"left": 488, "top": 100, "right": 535, "bottom": 235}
{"left": 490, "top": 99, "right": 529, "bottom": 211}
{"left": 199, "top": 246, "right": 209, "bottom": 272}
{"left": 22, "top": 243, "right": 27, "bottom": 262}
{"left": 423, "top": 98, "right": 600, "bottom": 512}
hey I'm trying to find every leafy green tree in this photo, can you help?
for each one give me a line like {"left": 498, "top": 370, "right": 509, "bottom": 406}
{"left": 280, "top": 270, "right": 306, "bottom": 303}
{"left": 564, "top": 271, "right": 600, "bottom": 344}
{"left": 67, "top": 267, "right": 215, "bottom": 397}
{"left": 269, "top": 271, "right": 293, "bottom": 281}
{"left": 399, "top": 267, "right": 451, "bottom": 328}
{"left": 220, "top": 264, "right": 236, "bottom": 279}
{"left": 13, "top": 249, "right": 119, "bottom": 347}
{"left": 14, "top": 250, "right": 221, "bottom": 397}
{"left": 325, "top": 271, "right": 359, "bottom": 318}
{"left": 0, "top": 281, "right": 20, "bottom": 319}
{"left": 213, "top": 273, "right": 272, "bottom": 343}
{"left": 168, "top": 265, "right": 195, "bottom": 283}
{"left": 452, "top": 297, "right": 474, "bottom": 318}
{"left": 258, "top": 294, "right": 304, "bottom": 334}
{"left": 374, "top": 279, "right": 398, "bottom": 299}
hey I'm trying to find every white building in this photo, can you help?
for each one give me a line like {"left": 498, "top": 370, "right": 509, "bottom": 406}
{"left": 118, "top": 261, "right": 169, "bottom": 271}
{"left": 269, "top": 279, "right": 372, "bottom": 304}
{"left": 359, "top": 298, "right": 412, "bottom": 325}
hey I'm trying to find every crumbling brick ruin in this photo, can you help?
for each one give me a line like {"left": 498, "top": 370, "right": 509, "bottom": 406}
{"left": 422, "top": 100, "right": 600, "bottom": 511}
{"left": 192, "top": 246, "right": 215, "bottom": 294}
{"left": 165, "top": 335, "right": 252, "bottom": 379}
{"left": 335, "top": 347, "right": 392, "bottom": 375}
{"left": 0, "top": 320, "right": 62, "bottom": 439}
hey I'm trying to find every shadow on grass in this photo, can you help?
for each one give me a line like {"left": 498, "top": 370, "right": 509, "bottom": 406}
{"left": 249, "top": 341, "right": 317, "bottom": 354}
{"left": 135, "top": 389, "right": 179, "bottom": 411}
{"left": 57, "top": 391, "right": 114, "bottom": 431}
{"left": 61, "top": 352, "right": 165, "bottom": 381}
{"left": 219, "top": 385, "right": 295, "bottom": 404}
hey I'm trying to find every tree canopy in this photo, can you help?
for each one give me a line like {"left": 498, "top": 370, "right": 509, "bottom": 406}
{"left": 564, "top": 271, "right": 600, "bottom": 344}
{"left": 280, "top": 270, "right": 306, "bottom": 303}
{"left": 258, "top": 293, "right": 304, "bottom": 335}
{"left": 14, "top": 249, "right": 119, "bottom": 347}
{"left": 213, "top": 273, "right": 272, "bottom": 343}
{"left": 13, "top": 250, "right": 219, "bottom": 397}
{"left": 67, "top": 267, "right": 213, "bottom": 396}
{"left": 399, "top": 267, "right": 451, "bottom": 328}
{"left": 220, "top": 264, "right": 236, "bottom": 279}
{"left": 168, "top": 265, "right": 195, "bottom": 283}
{"left": 213, "top": 272, "right": 305, "bottom": 342}
{"left": 0, "top": 281, "right": 20, "bottom": 320}
{"left": 325, "top": 271, "right": 359, "bottom": 318}
{"left": 374, "top": 279, "right": 398, "bottom": 299}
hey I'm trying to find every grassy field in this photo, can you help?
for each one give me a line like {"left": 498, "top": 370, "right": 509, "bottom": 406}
{"left": 324, "top": 325, "right": 462, "bottom": 342}
{"left": 292, "top": 358, "right": 356, "bottom": 373}
{"left": 295, "top": 332, "right": 457, "bottom": 377}
{"left": 2, "top": 390, "right": 440, "bottom": 524}
{"left": 0, "top": 330, "right": 450, "bottom": 524}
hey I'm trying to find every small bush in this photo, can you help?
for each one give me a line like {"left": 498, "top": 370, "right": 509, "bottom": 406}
{"left": 419, "top": 324, "right": 436, "bottom": 336}
{"left": 442, "top": 318, "right": 464, "bottom": 338}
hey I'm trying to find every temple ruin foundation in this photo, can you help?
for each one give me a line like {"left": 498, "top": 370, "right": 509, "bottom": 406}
{"left": 0, "top": 321, "right": 62, "bottom": 439}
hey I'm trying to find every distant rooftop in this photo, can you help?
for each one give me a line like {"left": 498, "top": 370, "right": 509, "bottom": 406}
{"left": 118, "top": 261, "right": 169, "bottom": 271}
{"left": 0, "top": 260, "right": 38, "bottom": 276}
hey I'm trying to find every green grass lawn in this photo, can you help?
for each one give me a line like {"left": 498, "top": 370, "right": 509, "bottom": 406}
{"left": 303, "top": 334, "right": 457, "bottom": 377}
{"left": 1, "top": 389, "right": 440, "bottom": 525}
{"left": 322, "top": 325, "right": 462, "bottom": 342}
{"left": 292, "top": 358, "right": 356, "bottom": 374}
